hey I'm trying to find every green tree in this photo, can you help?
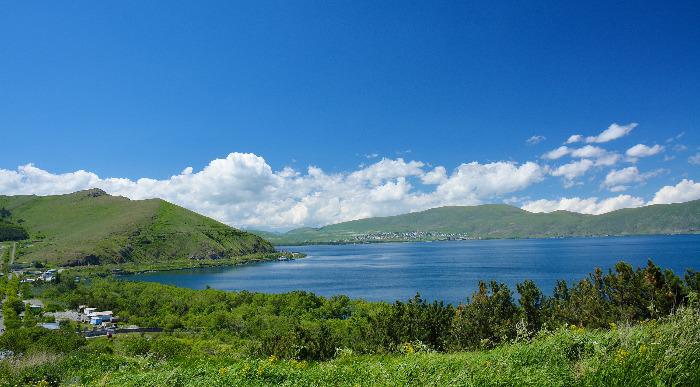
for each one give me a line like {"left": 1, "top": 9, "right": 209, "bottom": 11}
{"left": 22, "top": 302, "right": 36, "bottom": 327}
{"left": 453, "top": 281, "right": 519, "bottom": 349}
{"left": 517, "top": 280, "right": 543, "bottom": 333}
{"left": 2, "top": 300, "right": 22, "bottom": 330}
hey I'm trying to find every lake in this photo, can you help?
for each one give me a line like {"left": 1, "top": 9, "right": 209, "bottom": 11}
{"left": 128, "top": 235, "right": 700, "bottom": 305}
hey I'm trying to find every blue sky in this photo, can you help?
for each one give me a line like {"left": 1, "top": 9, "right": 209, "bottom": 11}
{"left": 1, "top": 1, "right": 699, "bottom": 229}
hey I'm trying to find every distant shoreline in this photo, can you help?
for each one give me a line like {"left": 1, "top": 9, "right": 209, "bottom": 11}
{"left": 272, "top": 232, "right": 700, "bottom": 247}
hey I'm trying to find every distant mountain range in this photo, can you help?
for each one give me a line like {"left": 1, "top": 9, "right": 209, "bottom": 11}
{"left": 0, "top": 189, "right": 274, "bottom": 266}
{"left": 2, "top": 189, "right": 698, "bottom": 264}
{"left": 251, "top": 200, "right": 700, "bottom": 245}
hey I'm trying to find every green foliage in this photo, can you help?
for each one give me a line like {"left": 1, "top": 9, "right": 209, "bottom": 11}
{"left": 2, "top": 302, "right": 22, "bottom": 331}
{"left": 257, "top": 200, "right": 700, "bottom": 244}
{"left": 21, "top": 260, "right": 698, "bottom": 365}
{"left": 0, "top": 327, "right": 85, "bottom": 354}
{"left": 1, "top": 262, "right": 700, "bottom": 385}
{"left": 0, "top": 221, "right": 28, "bottom": 241}
{"left": 517, "top": 279, "right": 544, "bottom": 333}
{"left": 452, "top": 281, "right": 520, "bottom": 349}
{"left": 1, "top": 307, "right": 699, "bottom": 386}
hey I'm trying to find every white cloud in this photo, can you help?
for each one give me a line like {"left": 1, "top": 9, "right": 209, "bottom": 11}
{"left": 673, "top": 144, "right": 688, "bottom": 152}
{"left": 0, "top": 154, "right": 546, "bottom": 230}
{"left": 666, "top": 132, "right": 685, "bottom": 143}
{"left": 570, "top": 145, "right": 607, "bottom": 159}
{"left": 348, "top": 158, "right": 425, "bottom": 185}
{"left": 542, "top": 144, "right": 619, "bottom": 167}
{"left": 542, "top": 146, "right": 570, "bottom": 160}
{"left": 593, "top": 152, "right": 621, "bottom": 167}
{"left": 565, "top": 134, "right": 583, "bottom": 144}
{"left": 625, "top": 144, "right": 664, "bottom": 162}
{"left": 688, "top": 153, "right": 700, "bottom": 166}
{"left": 434, "top": 161, "right": 546, "bottom": 202}
{"left": 421, "top": 166, "right": 448, "bottom": 184}
{"left": 0, "top": 164, "right": 101, "bottom": 196}
{"left": 551, "top": 159, "right": 594, "bottom": 181}
{"left": 585, "top": 122, "right": 637, "bottom": 143}
{"left": 521, "top": 195, "right": 644, "bottom": 215}
{"left": 526, "top": 135, "right": 546, "bottom": 145}
{"left": 602, "top": 166, "right": 663, "bottom": 192}
{"left": 650, "top": 179, "right": 700, "bottom": 205}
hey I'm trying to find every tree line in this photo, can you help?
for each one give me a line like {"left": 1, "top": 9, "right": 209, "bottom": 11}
{"left": 25, "top": 260, "right": 700, "bottom": 360}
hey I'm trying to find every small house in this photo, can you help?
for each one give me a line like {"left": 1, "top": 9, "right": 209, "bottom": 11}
{"left": 41, "top": 269, "right": 58, "bottom": 282}
{"left": 89, "top": 311, "right": 113, "bottom": 325}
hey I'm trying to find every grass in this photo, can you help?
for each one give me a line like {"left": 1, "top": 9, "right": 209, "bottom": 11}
{"left": 0, "top": 189, "right": 274, "bottom": 267}
{"left": 2, "top": 306, "right": 699, "bottom": 386}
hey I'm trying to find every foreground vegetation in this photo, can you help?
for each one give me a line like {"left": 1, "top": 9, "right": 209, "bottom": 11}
{"left": 1, "top": 260, "right": 699, "bottom": 385}
{"left": 1, "top": 306, "right": 699, "bottom": 386}
{"left": 255, "top": 200, "right": 700, "bottom": 244}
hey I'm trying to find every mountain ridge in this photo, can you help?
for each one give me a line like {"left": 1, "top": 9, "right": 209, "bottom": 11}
{"left": 251, "top": 200, "right": 700, "bottom": 245}
{"left": 0, "top": 189, "right": 275, "bottom": 266}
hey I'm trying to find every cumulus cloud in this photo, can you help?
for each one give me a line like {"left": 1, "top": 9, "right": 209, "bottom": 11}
{"left": 542, "top": 144, "right": 619, "bottom": 167}
{"left": 570, "top": 145, "right": 606, "bottom": 159}
{"left": 526, "top": 135, "right": 546, "bottom": 145}
{"left": 434, "top": 161, "right": 546, "bottom": 202}
{"left": 551, "top": 159, "right": 594, "bottom": 182}
{"left": 522, "top": 178, "right": 700, "bottom": 215}
{"left": 348, "top": 158, "right": 424, "bottom": 185}
{"left": 649, "top": 179, "right": 700, "bottom": 205}
{"left": 421, "top": 166, "right": 448, "bottom": 185}
{"left": 585, "top": 122, "right": 637, "bottom": 143}
{"left": 570, "top": 145, "right": 620, "bottom": 166}
{"left": 542, "top": 146, "right": 570, "bottom": 160}
{"left": 593, "top": 152, "right": 621, "bottom": 167}
{"left": 521, "top": 195, "right": 644, "bottom": 215}
{"left": 602, "top": 167, "right": 663, "bottom": 192}
{"left": 565, "top": 134, "right": 583, "bottom": 144}
{"left": 625, "top": 144, "right": 664, "bottom": 162}
{"left": 0, "top": 153, "right": 546, "bottom": 230}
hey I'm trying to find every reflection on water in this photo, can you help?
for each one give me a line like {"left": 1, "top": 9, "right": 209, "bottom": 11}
{"left": 127, "top": 235, "right": 700, "bottom": 305}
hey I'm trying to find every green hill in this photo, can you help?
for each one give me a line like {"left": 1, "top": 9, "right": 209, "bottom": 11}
{"left": 254, "top": 200, "right": 700, "bottom": 244}
{"left": 0, "top": 189, "right": 274, "bottom": 266}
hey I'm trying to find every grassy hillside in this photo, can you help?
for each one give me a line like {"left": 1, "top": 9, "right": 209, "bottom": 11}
{"left": 256, "top": 200, "right": 700, "bottom": 244}
{"left": 0, "top": 189, "right": 274, "bottom": 266}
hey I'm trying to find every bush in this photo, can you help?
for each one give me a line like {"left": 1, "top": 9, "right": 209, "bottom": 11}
{"left": 148, "top": 336, "right": 189, "bottom": 359}
{"left": 0, "top": 327, "right": 85, "bottom": 354}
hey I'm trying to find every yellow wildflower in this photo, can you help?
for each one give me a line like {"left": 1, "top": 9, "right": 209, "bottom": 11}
{"left": 615, "top": 348, "right": 629, "bottom": 363}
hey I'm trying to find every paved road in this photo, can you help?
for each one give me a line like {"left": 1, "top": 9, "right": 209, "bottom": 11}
{"left": 9, "top": 242, "right": 15, "bottom": 266}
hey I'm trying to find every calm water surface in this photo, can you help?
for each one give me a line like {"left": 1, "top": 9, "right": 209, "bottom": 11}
{"left": 128, "top": 235, "right": 700, "bottom": 305}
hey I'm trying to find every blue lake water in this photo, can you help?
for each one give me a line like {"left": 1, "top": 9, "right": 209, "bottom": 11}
{"left": 127, "top": 235, "right": 700, "bottom": 305}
